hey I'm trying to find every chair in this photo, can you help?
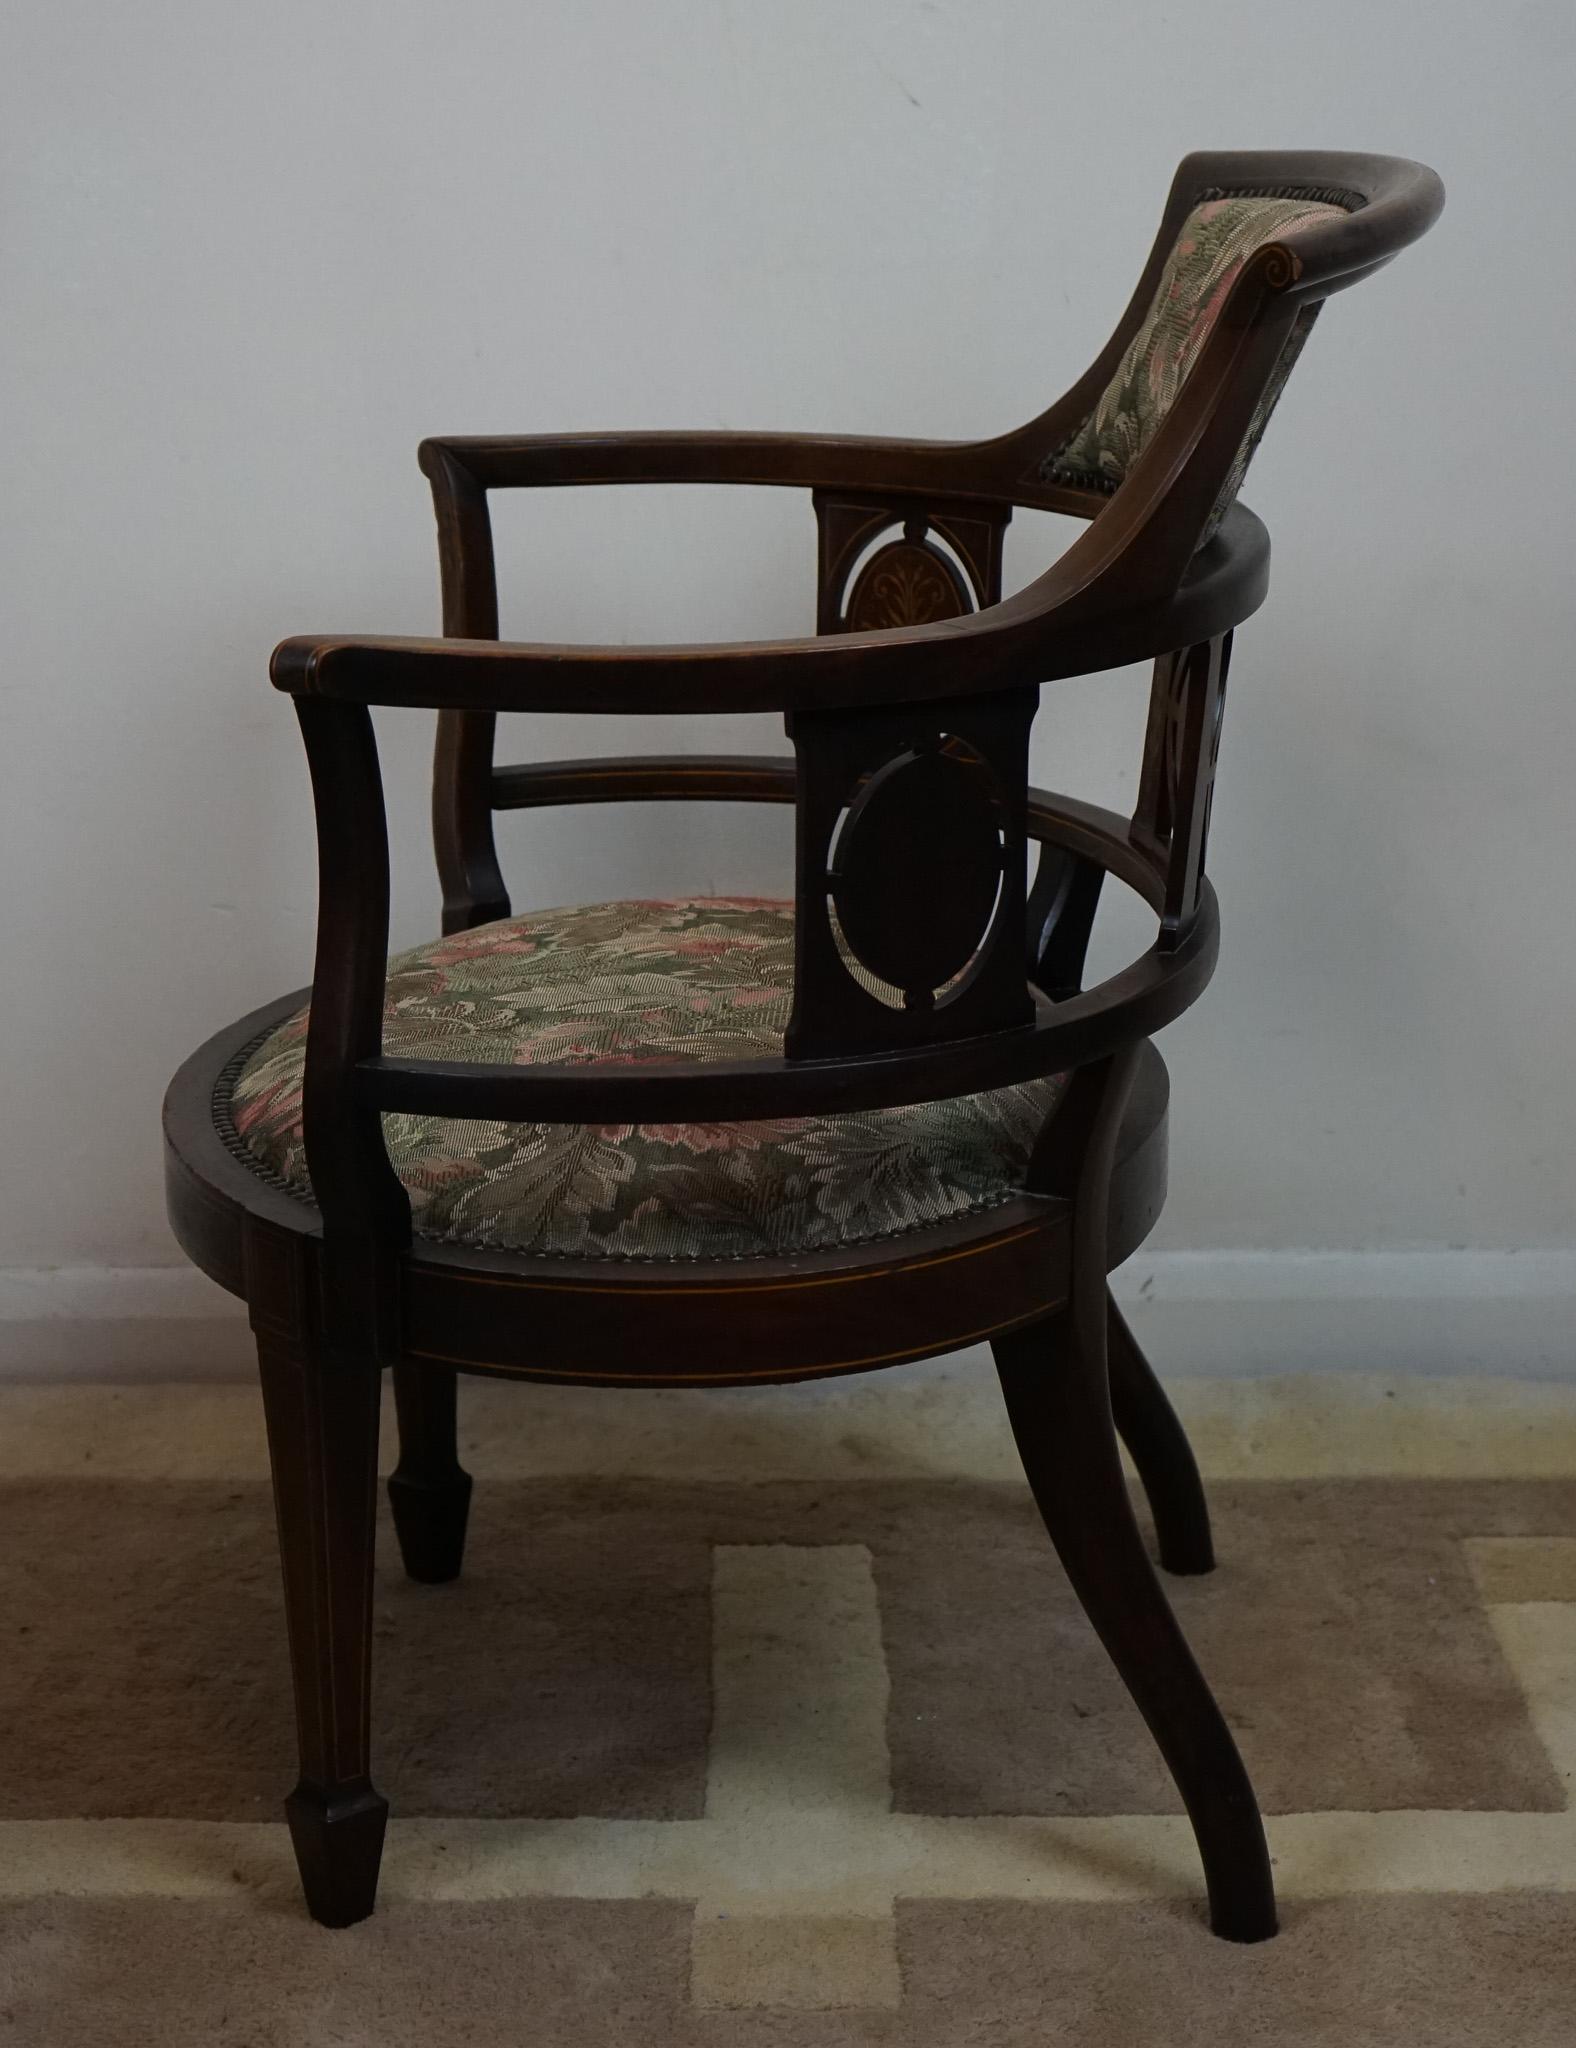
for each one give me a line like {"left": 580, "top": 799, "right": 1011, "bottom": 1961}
{"left": 162, "top": 149, "right": 1442, "bottom": 1939}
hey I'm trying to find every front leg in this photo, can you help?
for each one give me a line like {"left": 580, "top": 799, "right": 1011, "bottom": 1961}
{"left": 256, "top": 1332, "right": 387, "bottom": 1927}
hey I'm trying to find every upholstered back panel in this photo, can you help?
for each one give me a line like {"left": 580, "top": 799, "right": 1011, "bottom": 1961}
{"left": 1042, "top": 193, "right": 1352, "bottom": 542}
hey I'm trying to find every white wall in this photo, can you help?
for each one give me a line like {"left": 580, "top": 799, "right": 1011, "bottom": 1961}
{"left": 3, "top": 3, "right": 1573, "bottom": 1319}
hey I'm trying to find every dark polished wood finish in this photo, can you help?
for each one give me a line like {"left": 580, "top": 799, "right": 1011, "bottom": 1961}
{"left": 163, "top": 150, "right": 1442, "bottom": 1935}
{"left": 251, "top": 1258, "right": 386, "bottom": 1927}
{"left": 992, "top": 1060, "right": 1272, "bottom": 1941}
{"left": 388, "top": 1361, "right": 472, "bottom": 1585}
{"left": 1106, "top": 1291, "right": 1214, "bottom": 1576}
{"left": 170, "top": 1000, "right": 1171, "bottom": 1385}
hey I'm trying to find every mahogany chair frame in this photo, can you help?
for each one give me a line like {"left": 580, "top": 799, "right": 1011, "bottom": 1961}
{"left": 163, "top": 150, "right": 1442, "bottom": 1941}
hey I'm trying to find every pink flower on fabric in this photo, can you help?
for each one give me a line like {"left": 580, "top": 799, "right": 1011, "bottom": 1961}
{"left": 637, "top": 1119, "right": 808, "bottom": 1155}
{"left": 421, "top": 928, "right": 538, "bottom": 969}
{"left": 1199, "top": 263, "right": 1248, "bottom": 333}
{"left": 516, "top": 1046, "right": 680, "bottom": 1068}
{"left": 231, "top": 1074, "right": 299, "bottom": 1137}
{"left": 673, "top": 938, "right": 746, "bottom": 960}
{"left": 409, "top": 1154, "right": 483, "bottom": 1189}
{"left": 513, "top": 1035, "right": 610, "bottom": 1065}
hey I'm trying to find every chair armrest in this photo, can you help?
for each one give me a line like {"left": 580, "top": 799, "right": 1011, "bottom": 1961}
{"left": 270, "top": 489, "right": 1269, "bottom": 717}
{"left": 419, "top": 429, "right": 1019, "bottom": 504}
{"left": 270, "top": 616, "right": 1009, "bottom": 716}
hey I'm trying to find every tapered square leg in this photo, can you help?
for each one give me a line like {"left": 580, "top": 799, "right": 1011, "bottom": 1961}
{"left": 284, "top": 1783, "right": 389, "bottom": 1929}
{"left": 256, "top": 1332, "right": 387, "bottom": 1927}
{"left": 389, "top": 1361, "right": 473, "bottom": 1583}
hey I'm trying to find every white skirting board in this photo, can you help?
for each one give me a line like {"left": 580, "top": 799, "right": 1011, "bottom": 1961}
{"left": 0, "top": 1251, "right": 1573, "bottom": 1384}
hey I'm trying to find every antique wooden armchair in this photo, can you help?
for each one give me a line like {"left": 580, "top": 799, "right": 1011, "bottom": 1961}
{"left": 163, "top": 150, "right": 1442, "bottom": 1940}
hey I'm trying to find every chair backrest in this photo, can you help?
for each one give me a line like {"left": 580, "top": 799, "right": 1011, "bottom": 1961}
{"left": 1007, "top": 151, "right": 1442, "bottom": 576}
{"left": 1040, "top": 186, "right": 1357, "bottom": 542}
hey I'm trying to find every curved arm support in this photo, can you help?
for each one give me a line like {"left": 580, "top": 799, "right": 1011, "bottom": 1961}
{"left": 420, "top": 429, "right": 1026, "bottom": 505}
{"left": 293, "top": 698, "right": 412, "bottom": 1348}
{"left": 268, "top": 504, "right": 1269, "bottom": 716}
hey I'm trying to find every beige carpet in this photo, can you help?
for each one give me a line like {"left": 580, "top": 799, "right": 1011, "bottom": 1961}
{"left": 1, "top": 1369, "right": 1575, "bottom": 2042}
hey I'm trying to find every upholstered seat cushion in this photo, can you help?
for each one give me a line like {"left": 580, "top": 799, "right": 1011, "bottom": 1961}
{"left": 228, "top": 898, "right": 1064, "bottom": 1261}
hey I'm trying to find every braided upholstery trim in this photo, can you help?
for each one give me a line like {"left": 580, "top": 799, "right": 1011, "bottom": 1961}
{"left": 1195, "top": 180, "right": 1364, "bottom": 210}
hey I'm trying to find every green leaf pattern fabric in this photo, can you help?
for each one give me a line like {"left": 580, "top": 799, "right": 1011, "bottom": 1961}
{"left": 228, "top": 899, "right": 1065, "bottom": 1261}
{"left": 1043, "top": 194, "right": 1347, "bottom": 538}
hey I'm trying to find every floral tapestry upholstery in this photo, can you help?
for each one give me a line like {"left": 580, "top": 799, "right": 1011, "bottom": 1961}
{"left": 228, "top": 898, "right": 1065, "bottom": 1261}
{"left": 1042, "top": 192, "right": 1350, "bottom": 542}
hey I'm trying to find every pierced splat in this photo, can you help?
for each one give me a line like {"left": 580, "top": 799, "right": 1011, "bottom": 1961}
{"left": 1026, "top": 844, "right": 1105, "bottom": 1000}
{"left": 832, "top": 738, "right": 1006, "bottom": 998}
{"left": 784, "top": 687, "right": 1037, "bottom": 1059}
{"left": 1133, "top": 632, "right": 1232, "bottom": 945}
{"left": 843, "top": 534, "right": 969, "bottom": 630}
{"left": 813, "top": 492, "right": 1009, "bottom": 634}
